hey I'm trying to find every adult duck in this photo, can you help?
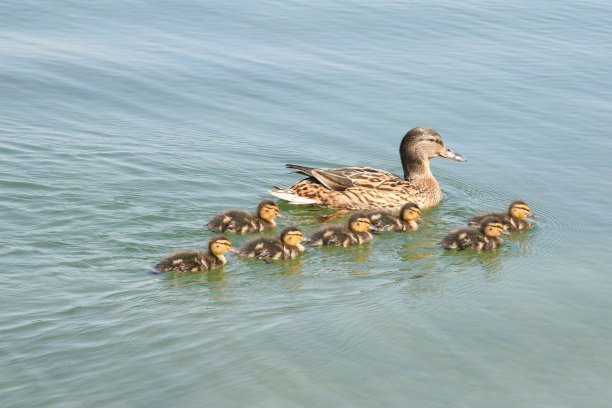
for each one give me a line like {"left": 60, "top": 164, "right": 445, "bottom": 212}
{"left": 269, "top": 127, "right": 466, "bottom": 210}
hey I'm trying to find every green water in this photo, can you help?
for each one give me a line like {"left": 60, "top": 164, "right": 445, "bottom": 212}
{"left": 2, "top": 1, "right": 612, "bottom": 407}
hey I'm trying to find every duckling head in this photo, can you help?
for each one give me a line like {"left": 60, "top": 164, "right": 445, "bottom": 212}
{"left": 400, "top": 127, "right": 466, "bottom": 164}
{"left": 480, "top": 216, "right": 510, "bottom": 237}
{"left": 508, "top": 200, "right": 537, "bottom": 219}
{"left": 208, "top": 234, "right": 237, "bottom": 263}
{"left": 256, "top": 199, "right": 283, "bottom": 223}
{"left": 280, "top": 226, "right": 307, "bottom": 251}
{"left": 348, "top": 212, "right": 374, "bottom": 233}
{"left": 400, "top": 202, "right": 422, "bottom": 222}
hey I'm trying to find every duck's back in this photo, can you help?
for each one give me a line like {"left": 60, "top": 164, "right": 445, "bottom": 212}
{"left": 239, "top": 236, "right": 285, "bottom": 260}
{"left": 439, "top": 227, "right": 502, "bottom": 250}
{"left": 367, "top": 210, "right": 404, "bottom": 231}
{"left": 467, "top": 212, "right": 527, "bottom": 231}
{"left": 206, "top": 210, "right": 260, "bottom": 233}
{"left": 310, "top": 225, "right": 356, "bottom": 247}
{"left": 155, "top": 250, "right": 221, "bottom": 272}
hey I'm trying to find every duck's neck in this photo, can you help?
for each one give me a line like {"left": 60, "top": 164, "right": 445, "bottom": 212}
{"left": 213, "top": 253, "right": 227, "bottom": 265}
{"left": 402, "top": 155, "right": 434, "bottom": 181}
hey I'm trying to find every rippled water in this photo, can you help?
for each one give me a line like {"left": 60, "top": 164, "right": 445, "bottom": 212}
{"left": 2, "top": 1, "right": 612, "bottom": 407}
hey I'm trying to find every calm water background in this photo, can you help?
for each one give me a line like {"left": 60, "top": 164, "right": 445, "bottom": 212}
{"left": 2, "top": 1, "right": 612, "bottom": 407}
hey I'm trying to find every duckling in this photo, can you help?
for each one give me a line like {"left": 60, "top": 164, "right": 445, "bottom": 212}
{"left": 439, "top": 216, "right": 509, "bottom": 250}
{"left": 269, "top": 127, "right": 466, "bottom": 210}
{"left": 467, "top": 200, "right": 537, "bottom": 231}
{"left": 367, "top": 202, "right": 422, "bottom": 231}
{"left": 310, "top": 212, "right": 374, "bottom": 247}
{"left": 206, "top": 199, "right": 283, "bottom": 233}
{"left": 154, "top": 234, "right": 236, "bottom": 273}
{"left": 239, "top": 226, "right": 307, "bottom": 260}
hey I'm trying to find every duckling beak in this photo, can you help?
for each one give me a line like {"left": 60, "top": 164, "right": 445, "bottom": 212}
{"left": 417, "top": 216, "right": 424, "bottom": 222}
{"left": 439, "top": 146, "right": 467, "bottom": 162}
{"left": 228, "top": 247, "right": 240, "bottom": 254}
{"left": 369, "top": 224, "right": 378, "bottom": 231}
{"left": 528, "top": 212, "right": 538, "bottom": 218}
{"left": 301, "top": 236, "right": 311, "bottom": 242}
{"left": 276, "top": 213, "right": 285, "bottom": 218}
{"left": 501, "top": 229, "right": 511, "bottom": 235}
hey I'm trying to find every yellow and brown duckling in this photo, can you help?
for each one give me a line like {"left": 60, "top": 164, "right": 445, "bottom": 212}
{"left": 467, "top": 200, "right": 537, "bottom": 231}
{"left": 439, "top": 216, "right": 509, "bottom": 250}
{"left": 269, "top": 127, "right": 466, "bottom": 211}
{"left": 310, "top": 212, "right": 375, "bottom": 247}
{"left": 206, "top": 199, "right": 283, "bottom": 233}
{"left": 153, "top": 234, "right": 237, "bottom": 273}
{"left": 239, "top": 226, "right": 308, "bottom": 260}
{"left": 367, "top": 202, "right": 422, "bottom": 231}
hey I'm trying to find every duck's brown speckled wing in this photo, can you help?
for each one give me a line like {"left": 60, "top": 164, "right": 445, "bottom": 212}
{"left": 308, "top": 167, "right": 401, "bottom": 191}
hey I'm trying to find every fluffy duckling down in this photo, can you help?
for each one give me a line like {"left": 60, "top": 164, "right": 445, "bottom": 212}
{"left": 467, "top": 200, "right": 537, "bottom": 231}
{"left": 154, "top": 234, "right": 236, "bottom": 273}
{"left": 439, "top": 216, "right": 509, "bottom": 250}
{"left": 310, "top": 212, "right": 374, "bottom": 247}
{"left": 239, "top": 226, "right": 307, "bottom": 260}
{"left": 206, "top": 199, "right": 283, "bottom": 233}
{"left": 367, "top": 202, "right": 422, "bottom": 231}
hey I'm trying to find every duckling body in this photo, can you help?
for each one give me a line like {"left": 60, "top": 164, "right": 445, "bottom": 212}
{"left": 269, "top": 127, "right": 466, "bottom": 210}
{"left": 239, "top": 226, "right": 306, "bottom": 260}
{"left": 467, "top": 200, "right": 536, "bottom": 231}
{"left": 367, "top": 202, "right": 421, "bottom": 231}
{"left": 310, "top": 212, "right": 374, "bottom": 247}
{"left": 206, "top": 200, "right": 281, "bottom": 233}
{"left": 154, "top": 234, "right": 234, "bottom": 272}
{"left": 439, "top": 217, "right": 508, "bottom": 250}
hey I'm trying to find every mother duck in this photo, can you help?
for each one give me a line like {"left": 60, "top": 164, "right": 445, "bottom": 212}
{"left": 269, "top": 127, "right": 466, "bottom": 210}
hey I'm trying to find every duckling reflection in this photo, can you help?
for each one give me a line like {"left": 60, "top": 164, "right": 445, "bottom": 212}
{"left": 439, "top": 216, "right": 509, "bottom": 250}
{"left": 206, "top": 199, "right": 283, "bottom": 233}
{"left": 310, "top": 212, "right": 375, "bottom": 247}
{"left": 153, "top": 234, "right": 237, "bottom": 273}
{"left": 367, "top": 202, "right": 422, "bottom": 231}
{"left": 467, "top": 200, "right": 537, "bottom": 231}
{"left": 239, "top": 226, "right": 307, "bottom": 260}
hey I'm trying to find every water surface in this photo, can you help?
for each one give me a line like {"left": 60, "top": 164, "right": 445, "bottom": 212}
{"left": 2, "top": 1, "right": 612, "bottom": 407}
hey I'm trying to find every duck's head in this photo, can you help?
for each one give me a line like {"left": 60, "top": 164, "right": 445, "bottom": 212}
{"left": 208, "top": 234, "right": 238, "bottom": 256}
{"left": 280, "top": 226, "right": 308, "bottom": 250}
{"left": 400, "top": 127, "right": 466, "bottom": 164}
{"left": 257, "top": 199, "right": 283, "bottom": 222}
{"left": 480, "top": 216, "right": 510, "bottom": 237}
{"left": 400, "top": 202, "right": 422, "bottom": 222}
{"left": 348, "top": 212, "right": 374, "bottom": 233}
{"left": 508, "top": 200, "right": 537, "bottom": 219}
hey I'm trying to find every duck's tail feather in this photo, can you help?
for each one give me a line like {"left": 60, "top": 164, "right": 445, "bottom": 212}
{"left": 286, "top": 164, "right": 316, "bottom": 176}
{"left": 269, "top": 188, "right": 320, "bottom": 205}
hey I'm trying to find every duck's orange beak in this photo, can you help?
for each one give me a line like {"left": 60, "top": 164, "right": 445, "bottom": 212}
{"left": 439, "top": 146, "right": 467, "bottom": 162}
{"left": 228, "top": 247, "right": 239, "bottom": 254}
